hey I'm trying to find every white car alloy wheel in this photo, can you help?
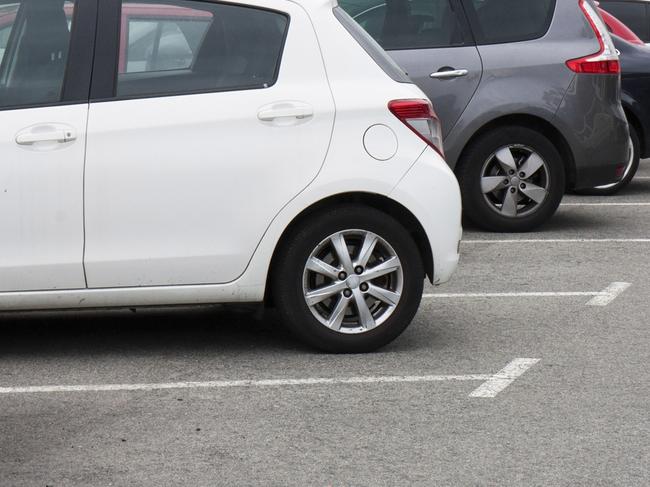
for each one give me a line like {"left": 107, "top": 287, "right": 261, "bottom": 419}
{"left": 272, "top": 205, "right": 425, "bottom": 353}
{"left": 302, "top": 229, "right": 403, "bottom": 334}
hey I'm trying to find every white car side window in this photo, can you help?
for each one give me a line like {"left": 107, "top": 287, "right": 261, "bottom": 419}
{"left": 116, "top": 0, "right": 288, "bottom": 98}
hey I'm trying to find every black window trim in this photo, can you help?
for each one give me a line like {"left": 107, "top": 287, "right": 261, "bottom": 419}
{"left": 0, "top": 0, "right": 28, "bottom": 87}
{"left": 91, "top": 0, "right": 290, "bottom": 103}
{"left": 460, "top": 0, "right": 557, "bottom": 47}
{"left": 0, "top": 0, "right": 97, "bottom": 113}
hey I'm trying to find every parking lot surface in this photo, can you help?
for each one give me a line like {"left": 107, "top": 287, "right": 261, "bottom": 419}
{"left": 1, "top": 164, "right": 650, "bottom": 486}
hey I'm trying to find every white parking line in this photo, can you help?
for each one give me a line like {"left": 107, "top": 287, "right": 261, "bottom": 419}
{"left": 424, "top": 291, "right": 599, "bottom": 298}
{"left": 469, "top": 358, "right": 540, "bottom": 398}
{"left": 423, "top": 282, "right": 630, "bottom": 306}
{"left": 560, "top": 202, "right": 650, "bottom": 206}
{"left": 0, "top": 358, "right": 538, "bottom": 398}
{"left": 0, "top": 375, "right": 492, "bottom": 394}
{"left": 463, "top": 238, "right": 650, "bottom": 244}
{"left": 585, "top": 282, "right": 632, "bottom": 306}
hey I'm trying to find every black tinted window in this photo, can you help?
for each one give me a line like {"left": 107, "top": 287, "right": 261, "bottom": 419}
{"left": 0, "top": 0, "right": 75, "bottom": 109}
{"left": 339, "top": 0, "right": 465, "bottom": 50}
{"left": 600, "top": 1, "right": 650, "bottom": 42}
{"left": 117, "top": 1, "right": 288, "bottom": 98}
{"left": 463, "top": 0, "right": 556, "bottom": 45}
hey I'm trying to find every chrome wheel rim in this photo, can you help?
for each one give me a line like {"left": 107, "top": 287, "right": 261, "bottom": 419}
{"left": 481, "top": 145, "right": 550, "bottom": 218}
{"left": 302, "top": 230, "right": 403, "bottom": 335}
{"left": 594, "top": 136, "right": 634, "bottom": 190}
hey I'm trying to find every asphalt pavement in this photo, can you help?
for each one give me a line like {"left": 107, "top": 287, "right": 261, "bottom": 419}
{"left": 1, "top": 163, "right": 649, "bottom": 486}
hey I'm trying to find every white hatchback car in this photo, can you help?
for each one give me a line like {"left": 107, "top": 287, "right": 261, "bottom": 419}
{"left": 0, "top": 0, "right": 461, "bottom": 352}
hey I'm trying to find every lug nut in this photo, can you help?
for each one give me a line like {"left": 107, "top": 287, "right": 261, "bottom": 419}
{"left": 520, "top": 183, "right": 526, "bottom": 189}
{"left": 509, "top": 170, "right": 515, "bottom": 175}
{"left": 343, "top": 289, "right": 352, "bottom": 298}
{"left": 510, "top": 187, "right": 516, "bottom": 193}
{"left": 519, "top": 172, "right": 525, "bottom": 178}
{"left": 354, "top": 265, "right": 364, "bottom": 275}
{"left": 504, "top": 179, "right": 509, "bottom": 185}
{"left": 338, "top": 271, "right": 347, "bottom": 280}
{"left": 360, "top": 283, "right": 369, "bottom": 292}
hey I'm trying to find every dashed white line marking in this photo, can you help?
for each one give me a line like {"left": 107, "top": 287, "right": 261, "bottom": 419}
{"left": 585, "top": 282, "right": 631, "bottom": 306}
{"left": 462, "top": 238, "right": 650, "bottom": 244}
{"left": 560, "top": 202, "right": 650, "bottom": 206}
{"left": 469, "top": 358, "right": 540, "bottom": 398}
{"left": 423, "top": 282, "right": 631, "bottom": 306}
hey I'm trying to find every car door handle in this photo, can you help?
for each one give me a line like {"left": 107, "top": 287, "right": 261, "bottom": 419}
{"left": 257, "top": 103, "right": 314, "bottom": 122}
{"left": 16, "top": 126, "right": 77, "bottom": 145}
{"left": 430, "top": 69, "right": 469, "bottom": 79}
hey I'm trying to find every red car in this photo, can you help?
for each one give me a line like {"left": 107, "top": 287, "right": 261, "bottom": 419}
{"left": 598, "top": 5, "right": 645, "bottom": 45}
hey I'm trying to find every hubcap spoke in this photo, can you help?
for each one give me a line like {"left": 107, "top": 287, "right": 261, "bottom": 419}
{"left": 331, "top": 233, "right": 354, "bottom": 273}
{"left": 519, "top": 182, "right": 547, "bottom": 204}
{"left": 352, "top": 288, "right": 376, "bottom": 330}
{"left": 367, "top": 284, "right": 400, "bottom": 306}
{"left": 482, "top": 145, "right": 550, "bottom": 218}
{"left": 305, "top": 257, "right": 340, "bottom": 281}
{"left": 327, "top": 296, "right": 350, "bottom": 331}
{"left": 501, "top": 190, "right": 518, "bottom": 217}
{"left": 519, "top": 152, "right": 545, "bottom": 178}
{"left": 303, "top": 230, "right": 403, "bottom": 334}
{"left": 305, "top": 281, "right": 347, "bottom": 306}
{"left": 495, "top": 147, "right": 517, "bottom": 172}
{"left": 362, "top": 256, "right": 401, "bottom": 282}
{"left": 481, "top": 176, "right": 508, "bottom": 194}
{"left": 355, "top": 233, "right": 378, "bottom": 268}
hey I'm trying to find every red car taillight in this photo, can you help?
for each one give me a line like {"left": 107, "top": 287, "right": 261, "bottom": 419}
{"left": 599, "top": 7, "right": 645, "bottom": 46}
{"left": 567, "top": 0, "right": 621, "bottom": 74}
{"left": 388, "top": 99, "right": 444, "bottom": 157}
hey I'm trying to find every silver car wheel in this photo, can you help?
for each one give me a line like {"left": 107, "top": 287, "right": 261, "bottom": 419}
{"left": 481, "top": 144, "right": 551, "bottom": 218}
{"left": 302, "top": 229, "right": 403, "bottom": 335}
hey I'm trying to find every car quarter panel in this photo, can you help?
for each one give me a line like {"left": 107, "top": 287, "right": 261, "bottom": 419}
{"left": 556, "top": 73, "right": 629, "bottom": 189}
{"left": 219, "top": 1, "right": 457, "bottom": 292}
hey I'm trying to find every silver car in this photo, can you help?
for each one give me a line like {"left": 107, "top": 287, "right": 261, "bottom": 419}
{"left": 340, "top": 0, "right": 630, "bottom": 232}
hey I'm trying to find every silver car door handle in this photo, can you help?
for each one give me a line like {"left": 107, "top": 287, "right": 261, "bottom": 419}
{"left": 257, "top": 103, "right": 314, "bottom": 122}
{"left": 16, "top": 128, "right": 77, "bottom": 145}
{"left": 430, "top": 69, "right": 469, "bottom": 79}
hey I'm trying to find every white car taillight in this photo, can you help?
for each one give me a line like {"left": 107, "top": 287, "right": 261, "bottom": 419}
{"left": 567, "top": 0, "right": 620, "bottom": 74}
{"left": 388, "top": 99, "right": 444, "bottom": 157}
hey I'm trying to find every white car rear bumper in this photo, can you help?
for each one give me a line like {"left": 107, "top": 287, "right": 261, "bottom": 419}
{"left": 390, "top": 147, "right": 462, "bottom": 285}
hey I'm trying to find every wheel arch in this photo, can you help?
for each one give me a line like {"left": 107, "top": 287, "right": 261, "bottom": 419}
{"left": 455, "top": 114, "right": 577, "bottom": 189}
{"left": 264, "top": 192, "right": 434, "bottom": 305}
{"left": 622, "top": 103, "right": 646, "bottom": 159}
